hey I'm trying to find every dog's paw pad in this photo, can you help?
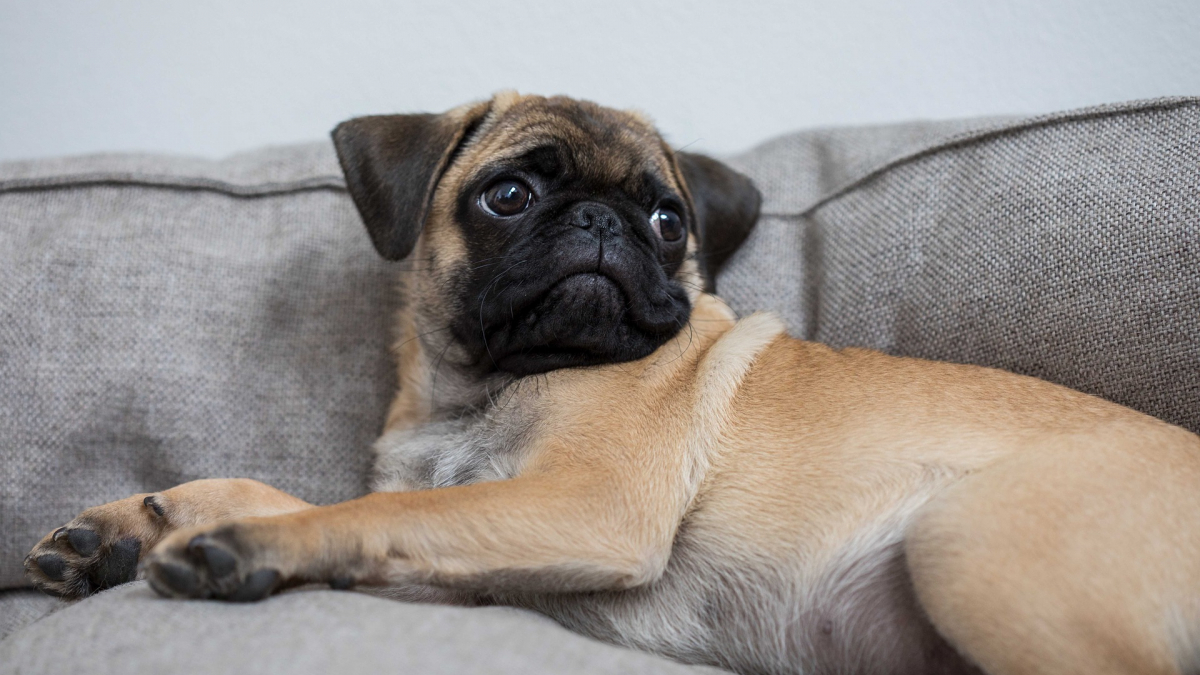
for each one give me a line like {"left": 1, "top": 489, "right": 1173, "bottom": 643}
{"left": 227, "top": 569, "right": 281, "bottom": 602}
{"left": 65, "top": 528, "right": 101, "bottom": 557}
{"left": 146, "top": 559, "right": 203, "bottom": 597}
{"left": 329, "top": 575, "right": 355, "bottom": 590}
{"left": 90, "top": 537, "right": 142, "bottom": 589}
{"left": 24, "top": 495, "right": 168, "bottom": 599}
{"left": 187, "top": 537, "right": 238, "bottom": 579}
{"left": 26, "top": 527, "right": 138, "bottom": 597}
{"left": 33, "top": 554, "right": 67, "bottom": 581}
{"left": 146, "top": 526, "right": 284, "bottom": 602}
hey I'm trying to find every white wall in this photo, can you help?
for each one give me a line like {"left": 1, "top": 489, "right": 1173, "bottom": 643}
{"left": 2, "top": 0, "right": 1198, "bottom": 161}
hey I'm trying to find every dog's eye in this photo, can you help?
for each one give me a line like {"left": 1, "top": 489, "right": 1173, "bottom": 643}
{"left": 481, "top": 180, "right": 533, "bottom": 217}
{"left": 650, "top": 208, "right": 684, "bottom": 242}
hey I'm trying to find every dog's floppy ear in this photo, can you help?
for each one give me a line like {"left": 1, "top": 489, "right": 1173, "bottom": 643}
{"left": 675, "top": 152, "right": 762, "bottom": 292}
{"left": 332, "top": 102, "right": 491, "bottom": 260}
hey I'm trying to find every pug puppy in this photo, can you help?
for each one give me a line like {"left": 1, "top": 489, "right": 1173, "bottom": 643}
{"left": 25, "top": 93, "right": 1200, "bottom": 675}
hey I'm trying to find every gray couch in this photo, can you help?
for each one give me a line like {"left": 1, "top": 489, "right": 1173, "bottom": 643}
{"left": 2, "top": 97, "right": 1198, "bottom": 673}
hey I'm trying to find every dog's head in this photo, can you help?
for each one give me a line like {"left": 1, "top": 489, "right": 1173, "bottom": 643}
{"left": 333, "top": 93, "right": 760, "bottom": 377}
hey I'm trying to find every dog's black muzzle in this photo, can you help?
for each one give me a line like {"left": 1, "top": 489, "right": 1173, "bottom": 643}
{"left": 458, "top": 201, "right": 691, "bottom": 376}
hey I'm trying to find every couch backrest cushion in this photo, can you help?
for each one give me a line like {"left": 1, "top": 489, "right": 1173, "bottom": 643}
{"left": 720, "top": 97, "right": 1199, "bottom": 435}
{"left": 1, "top": 146, "right": 396, "bottom": 588}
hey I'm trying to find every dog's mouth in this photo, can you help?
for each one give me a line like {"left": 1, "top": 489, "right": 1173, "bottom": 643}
{"left": 537, "top": 272, "right": 628, "bottom": 323}
{"left": 491, "top": 272, "right": 630, "bottom": 372}
{"left": 468, "top": 267, "right": 688, "bottom": 376}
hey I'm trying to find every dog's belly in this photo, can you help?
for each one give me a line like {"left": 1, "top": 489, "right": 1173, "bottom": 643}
{"left": 506, "top": 500, "right": 980, "bottom": 675}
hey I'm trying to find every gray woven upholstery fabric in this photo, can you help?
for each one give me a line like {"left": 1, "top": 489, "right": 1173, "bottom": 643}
{"left": 0, "top": 590, "right": 60, "bottom": 641}
{"left": 1, "top": 97, "right": 1198, "bottom": 671}
{"left": 720, "top": 97, "right": 1200, "bottom": 433}
{"left": 717, "top": 115, "right": 1012, "bottom": 333}
{"left": 1, "top": 147, "right": 396, "bottom": 590}
{"left": 0, "top": 583, "right": 726, "bottom": 675}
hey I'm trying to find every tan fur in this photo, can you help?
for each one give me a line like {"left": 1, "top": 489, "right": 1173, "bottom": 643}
{"left": 26, "top": 94, "right": 1200, "bottom": 675}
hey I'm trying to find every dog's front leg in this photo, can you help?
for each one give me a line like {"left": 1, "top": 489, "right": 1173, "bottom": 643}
{"left": 24, "top": 478, "right": 313, "bottom": 598}
{"left": 142, "top": 443, "right": 691, "bottom": 601}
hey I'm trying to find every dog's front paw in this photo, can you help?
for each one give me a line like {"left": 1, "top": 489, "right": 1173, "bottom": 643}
{"left": 24, "top": 495, "right": 168, "bottom": 599}
{"left": 142, "top": 524, "right": 290, "bottom": 602}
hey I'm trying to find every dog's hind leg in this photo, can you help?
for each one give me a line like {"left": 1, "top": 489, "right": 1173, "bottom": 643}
{"left": 24, "top": 478, "right": 312, "bottom": 599}
{"left": 905, "top": 428, "right": 1200, "bottom": 675}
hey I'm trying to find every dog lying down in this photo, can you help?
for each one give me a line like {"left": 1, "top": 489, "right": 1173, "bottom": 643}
{"left": 26, "top": 93, "right": 1200, "bottom": 675}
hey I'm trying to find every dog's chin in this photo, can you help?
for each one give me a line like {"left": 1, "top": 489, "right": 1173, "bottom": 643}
{"left": 488, "top": 273, "right": 685, "bottom": 377}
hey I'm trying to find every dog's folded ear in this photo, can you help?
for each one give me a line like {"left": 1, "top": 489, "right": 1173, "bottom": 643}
{"left": 332, "top": 102, "right": 492, "bottom": 261}
{"left": 675, "top": 152, "right": 762, "bottom": 292}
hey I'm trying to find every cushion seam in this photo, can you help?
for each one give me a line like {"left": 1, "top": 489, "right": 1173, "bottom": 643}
{"left": 2, "top": 97, "right": 1195, "bottom": 207}
{"left": 0, "top": 174, "right": 348, "bottom": 197}
{"left": 755, "top": 96, "right": 1200, "bottom": 218}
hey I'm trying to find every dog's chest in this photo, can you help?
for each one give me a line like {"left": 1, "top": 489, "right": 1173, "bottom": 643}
{"left": 369, "top": 394, "right": 539, "bottom": 492}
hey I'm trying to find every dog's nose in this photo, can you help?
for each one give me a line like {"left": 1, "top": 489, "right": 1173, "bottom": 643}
{"left": 569, "top": 202, "right": 622, "bottom": 235}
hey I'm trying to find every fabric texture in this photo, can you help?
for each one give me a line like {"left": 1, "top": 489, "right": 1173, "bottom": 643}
{"left": 720, "top": 97, "right": 1200, "bottom": 432}
{"left": 1, "top": 149, "right": 397, "bottom": 592}
{"left": 0, "top": 583, "right": 726, "bottom": 675}
{"left": 0, "top": 590, "right": 60, "bottom": 641}
{"left": 1, "top": 97, "right": 1198, "bottom": 670}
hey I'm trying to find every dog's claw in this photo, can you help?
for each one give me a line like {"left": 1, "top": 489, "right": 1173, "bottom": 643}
{"left": 144, "top": 495, "right": 165, "bottom": 517}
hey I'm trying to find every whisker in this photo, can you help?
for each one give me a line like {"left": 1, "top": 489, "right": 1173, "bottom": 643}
{"left": 476, "top": 259, "right": 530, "bottom": 369}
{"left": 428, "top": 333, "right": 457, "bottom": 415}
{"left": 394, "top": 325, "right": 452, "bottom": 353}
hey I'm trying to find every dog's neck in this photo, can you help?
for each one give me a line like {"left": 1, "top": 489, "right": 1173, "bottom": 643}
{"left": 381, "top": 293, "right": 740, "bottom": 434}
{"left": 381, "top": 301, "right": 511, "bottom": 432}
